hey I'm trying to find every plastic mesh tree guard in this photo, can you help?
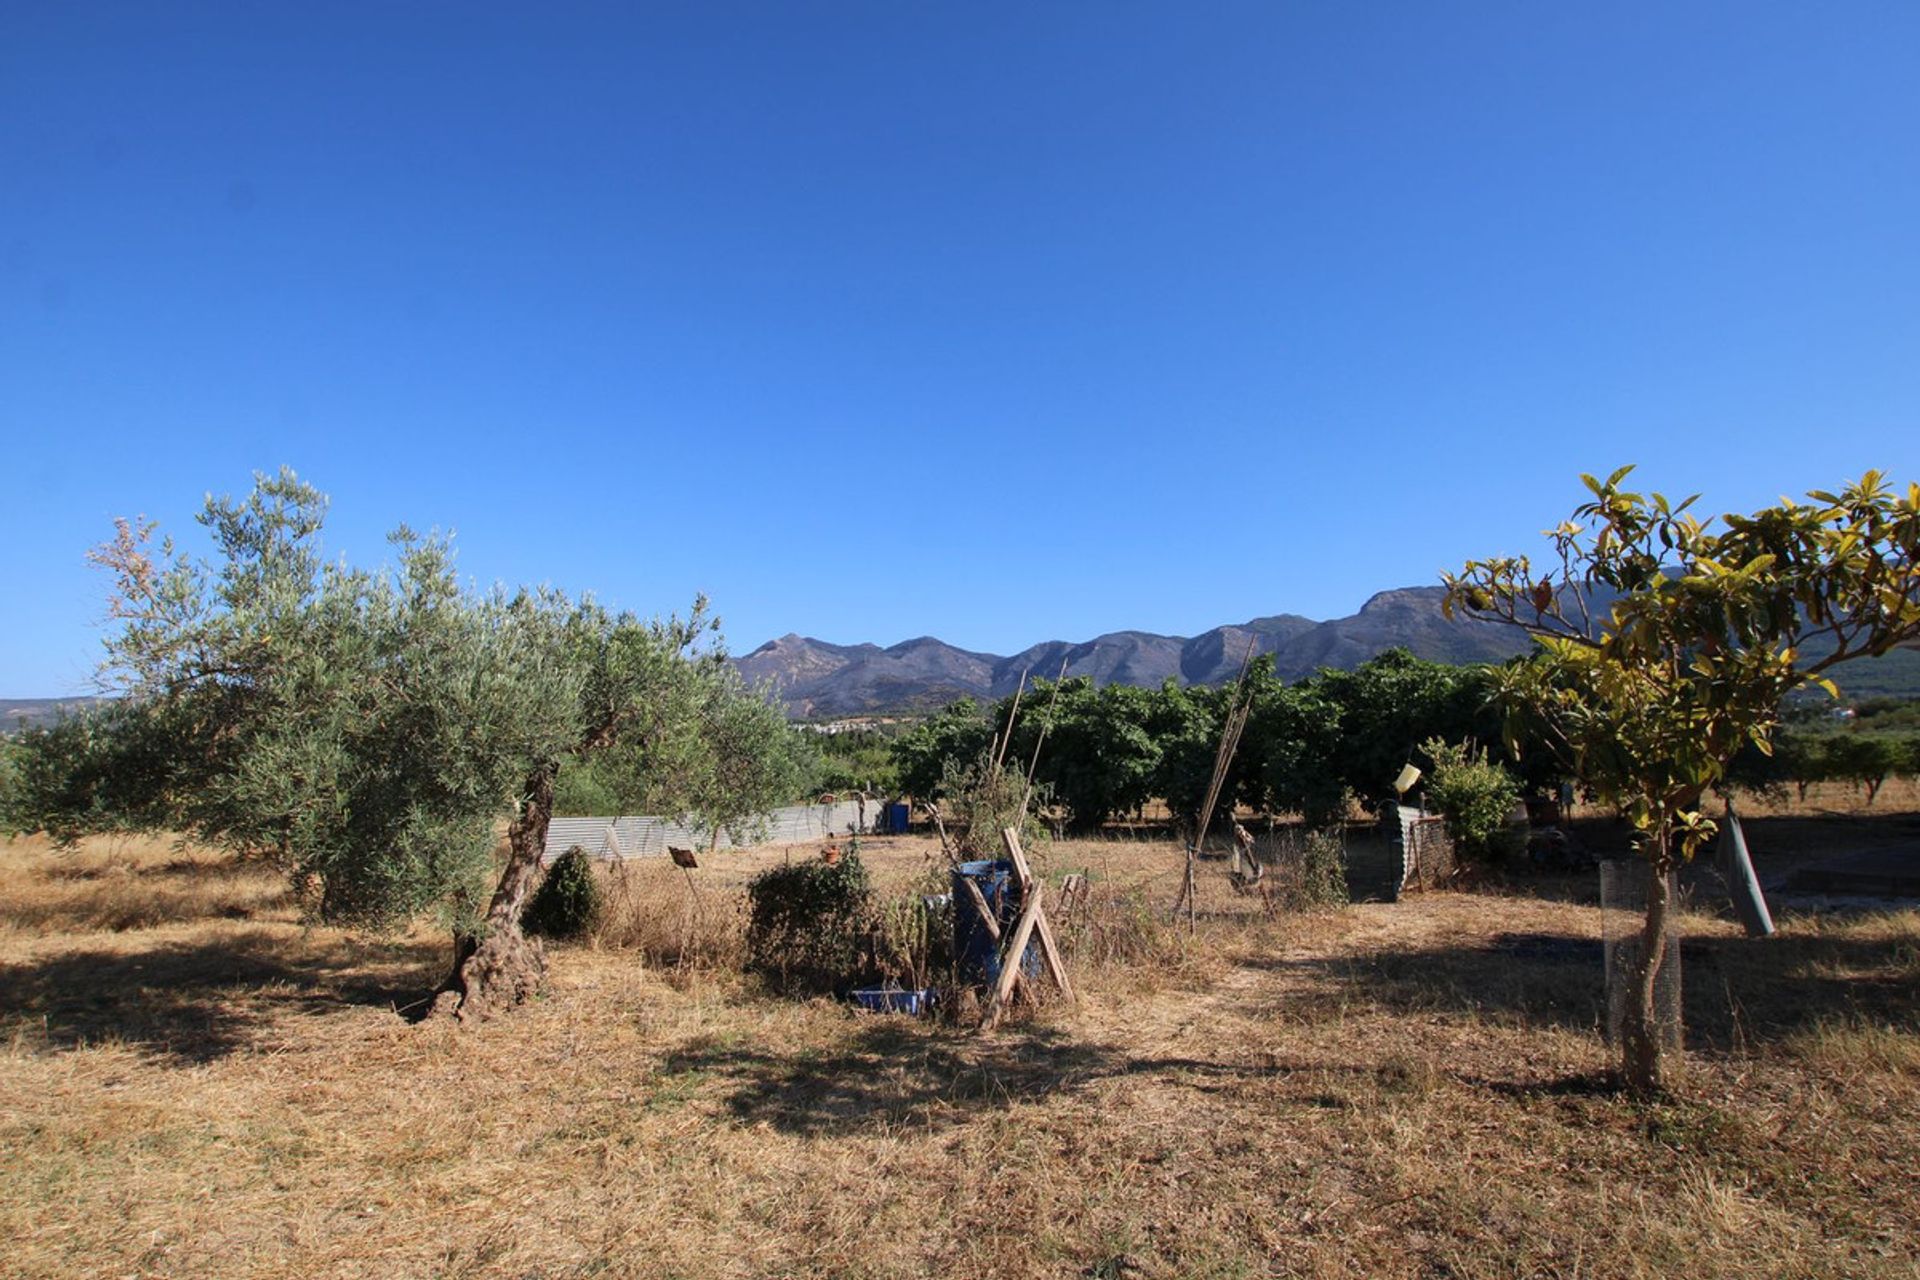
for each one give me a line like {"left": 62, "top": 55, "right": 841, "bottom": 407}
{"left": 1600, "top": 859, "right": 1683, "bottom": 1062}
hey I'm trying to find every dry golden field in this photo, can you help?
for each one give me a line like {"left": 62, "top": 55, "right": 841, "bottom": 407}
{"left": 3, "top": 791, "right": 1917, "bottom": 1279}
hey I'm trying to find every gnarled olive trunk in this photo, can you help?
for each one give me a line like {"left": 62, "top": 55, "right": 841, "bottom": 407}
{"left": 429, "top": 764, "right": 557, "bottom": 1021}
{"left": 1620, "top": 851, "right": 1674, "bottom": 1095}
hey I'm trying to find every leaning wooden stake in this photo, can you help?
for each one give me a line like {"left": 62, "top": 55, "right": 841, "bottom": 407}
{"left": 981, "top": 885, "right": 1043, "bottom": 1029}
{"left": 1017, "top": 657, "right": 1071, "bottom": 823}
{"left": 1003, "top": 827, "right": 1074, "bottom": 1000}
{"left": 980, "top": 827, "right": 1076, "bottom": 1029}
{"left": 992, "top": 669, "right": 1028, "bottom": 774}
{"left": 960, "top": 871, "right": 1034, "bottom": 1004}
{"left": 1169, "top": 639, "right": 1257, "bottom": 932}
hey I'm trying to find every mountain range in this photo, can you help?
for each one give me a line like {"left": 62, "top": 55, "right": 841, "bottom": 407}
{"left": 11, "top": 585, "right": 1916, "bottom": 725}
{"left": 734, "top": 586, "right": 1539, "bottom": 717}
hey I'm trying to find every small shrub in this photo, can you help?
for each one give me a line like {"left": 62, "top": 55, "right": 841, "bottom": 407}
{"left": 524, "top": 846, "right": 604, "bottom": 940}
{"left": 1300, "top": 828, "right": 1350, "bottom": 907}
{"left": 1419, "top": 737, "right": 1522, "bottom": 863}
{"left": 745, "top": 849, "right": 876, "bottom": 993}
{"left": 1260, "top": 827, "right": 1350, "bottom": 910}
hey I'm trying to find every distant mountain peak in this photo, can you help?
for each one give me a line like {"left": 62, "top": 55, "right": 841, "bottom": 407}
{"left": 734, "top": 586, "right": 1534, "bottom": 717}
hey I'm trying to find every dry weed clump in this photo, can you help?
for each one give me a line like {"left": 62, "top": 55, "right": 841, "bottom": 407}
{"left": 585, "top": 856, "right": 747, "bottom": 971}
{"left": 1255, "top": 826, "right": 1352, "bottom": 909}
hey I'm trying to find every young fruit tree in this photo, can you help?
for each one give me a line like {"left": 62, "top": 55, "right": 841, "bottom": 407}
{"left": 1444, "top": 467, "right": 1920, "bottom": 1093}
{"left": 9, "top": 469, "right": 797, "bottom": 1020}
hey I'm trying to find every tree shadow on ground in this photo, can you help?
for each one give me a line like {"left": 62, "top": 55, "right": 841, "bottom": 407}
{"left": 658, "top": 1020, "right": 1302, "bottom": 1137}
{"left": 0, "top": 931, "right": 442, "bottom": 1064}
{"left": 1245, "top": 920, "right": 1919, "bottom": 1053}
{"left": 1489, "top": 810, "right": 1920, "bottom": 907}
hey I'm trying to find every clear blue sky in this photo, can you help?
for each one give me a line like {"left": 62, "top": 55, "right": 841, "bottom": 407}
{"left": 5, "top": 3, "right": 1918, "bottom": 695}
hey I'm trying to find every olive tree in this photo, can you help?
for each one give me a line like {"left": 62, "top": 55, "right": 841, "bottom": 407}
{"left": 1445, "top": 467, "right": 1920, "bottom": 1092}
{"left": 18, "top": 469, "right": 790, "bottom": 1020}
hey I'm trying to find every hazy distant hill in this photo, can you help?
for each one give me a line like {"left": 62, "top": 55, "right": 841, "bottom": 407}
{"left": 0, "top": 697, "right": 107, "bottom": 733}
{"left": 737, "top": 586, "right": 1538, "bottom": 717}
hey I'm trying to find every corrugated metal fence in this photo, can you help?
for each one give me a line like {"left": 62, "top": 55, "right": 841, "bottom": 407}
{"left": 543, "top": 796, "right": 883, "bottom": 864}
{"left": 1388, "top": 803, "right": 1456, "bottom": 897}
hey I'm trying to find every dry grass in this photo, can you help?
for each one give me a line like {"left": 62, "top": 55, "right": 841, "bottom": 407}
{"left": 0, "top": 833, "right": 293, "bottom": 936}
{"left": 1725, "top": 774, "right": 1920, "bottom": 818}
{"left": 2, "top": 814, "right": 1917, "bottom": 1279}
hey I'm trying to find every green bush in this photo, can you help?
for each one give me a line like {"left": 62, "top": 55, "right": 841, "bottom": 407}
{"left": 524, "top": 846, "right": 604, "bottom": 940}
{"left": 745, "top": 849, "right": 876, "bottom": 993}
{"left": 1419, "top": 737, "right": 1522, "bottom": 863}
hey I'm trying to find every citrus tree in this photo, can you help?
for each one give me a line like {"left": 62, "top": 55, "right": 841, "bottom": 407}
{"left": 1445, "top": 467, "right": 1920, "bottom": 1092}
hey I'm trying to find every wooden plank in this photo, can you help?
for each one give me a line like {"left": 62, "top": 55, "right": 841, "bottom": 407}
{"left": 1031, "top": 904, "right": 1075, "bottom": 1003}
{"left": 1001, "top": 826, "right": 1035, "bottom": 890}
{"left": 1001, "top": 827, "right": 1073, "bottom": 1000}
{"left": 960, "top": 876, "right": 1002, "bottom": 941}
{"left": 962, "top": 867, "right": 1035, "bottom": 1000}
{"left": 981, "top": 884, "right": 1043, "bottom": 1030}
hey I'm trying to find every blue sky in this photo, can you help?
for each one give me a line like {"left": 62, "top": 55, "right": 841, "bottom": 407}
{"left": 4, "top": 3, "right": 1918, "bottom": 695}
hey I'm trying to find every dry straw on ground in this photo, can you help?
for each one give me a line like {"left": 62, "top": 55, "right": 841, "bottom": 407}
{"left": 2, "top": 804, "right": 1917, "bottom": 1279}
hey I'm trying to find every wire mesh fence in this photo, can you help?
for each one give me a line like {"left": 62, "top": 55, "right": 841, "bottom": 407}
{"left": 1600, "top": 859, "right": 1683, "bottom": 1058}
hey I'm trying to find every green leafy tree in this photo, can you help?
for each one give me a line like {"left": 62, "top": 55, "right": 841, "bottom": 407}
{"left": 891, "top": 698, "right": 994, "bottom": 798}
{"left": 4, "top": 699, "right": 186, "bottom": 844}
{"left": 1446, "top": 466, "right": 1920, "bottom": 1092}
{"left": 1772, "top": 730, "right": 1833, "bottom": 802}
{"left": 1155, "top": 671, "right": 1291, "bottom": 834}
{"left": 1143, "top": 679, "right": 1220, "bottom": 829}
{"left": 1824, "top": 733, "right": 1903, "bottom": 805}
{"left": 1238, "top": 653, "right": 1491, "bottom": 827}
{"left": 1007, "top": 678, "right": 1163, "bottom": 833}
{"left": 1246, "top": 676, "right": 1347, "bottom": 826}
{"left": 803, "top": 726, "right": 902, "bottom": 797}
{"left": 1316, "top": 651, "right": 1485, "bottom": 816}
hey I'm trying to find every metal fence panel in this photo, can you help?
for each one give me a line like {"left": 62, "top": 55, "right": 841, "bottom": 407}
{"left": 542, "top": 797, "right": 882, "bottom": 863}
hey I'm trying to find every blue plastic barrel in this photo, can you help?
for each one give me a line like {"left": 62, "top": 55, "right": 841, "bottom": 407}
{"left": 887, "top": 802, "right": 911, "bottom": 834}
{"left": 951, "top": 859, "right": 1042, "bottom": 986}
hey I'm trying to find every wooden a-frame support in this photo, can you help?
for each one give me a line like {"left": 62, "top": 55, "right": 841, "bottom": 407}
{"left": 980, "top": 826, "right": 1075, "bottom": 1031}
